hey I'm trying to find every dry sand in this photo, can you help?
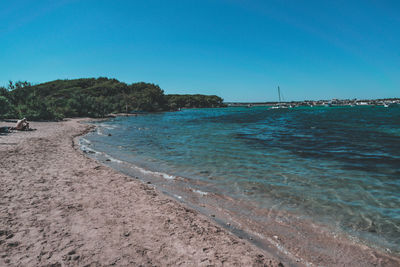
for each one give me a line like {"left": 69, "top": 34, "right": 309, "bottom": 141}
{"left": 0, "top": 119, "right": 282, "bottom": 266}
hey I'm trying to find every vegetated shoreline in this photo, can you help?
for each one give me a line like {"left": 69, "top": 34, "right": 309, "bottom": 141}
{"left": 0, "top": 118, "right": 283, "bottom": 266}
{"left": 0, "top": 78, "right": 226, "bottom": 121}
{"left": 81, "top": 116, "right": 400, "bottom": 267}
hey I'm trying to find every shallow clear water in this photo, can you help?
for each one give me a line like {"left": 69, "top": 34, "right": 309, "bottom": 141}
{"left": 84, "top": 106, "right": 400, "bottom": 253}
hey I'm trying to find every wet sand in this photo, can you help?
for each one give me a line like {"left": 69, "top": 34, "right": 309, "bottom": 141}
{"left": 1, "top": 118, "right": 399, "bottom": 266}
{"left": 0, "top": 119, "right": 282, "bottom": 266}
{"left": 85, "top": 128, "right": 400, "bottom": 267}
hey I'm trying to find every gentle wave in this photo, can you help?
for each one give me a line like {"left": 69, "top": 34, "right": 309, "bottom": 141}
{"left": 82, "top": 106, "right": 400, "bottom": 254}
{"left": 192, "top": 189, "right": 208, "bottom": 196}
{"left": 130, "top": 164, "right": 177, "bottom": 180}
{"left": 80, "top": 137, "right": 177, "bottom": 180}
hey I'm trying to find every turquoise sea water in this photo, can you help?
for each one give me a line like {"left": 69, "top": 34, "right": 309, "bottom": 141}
{"left": 84, "top": 106, "right": 400, "bottom": 253}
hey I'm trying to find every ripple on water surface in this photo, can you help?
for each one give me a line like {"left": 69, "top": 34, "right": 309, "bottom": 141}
{"left": 84, "top": 106, "right": 400, "bottom": 253}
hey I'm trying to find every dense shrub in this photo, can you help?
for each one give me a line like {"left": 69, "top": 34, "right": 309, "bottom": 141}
{"left": 0, "top": 78, "right": 225, "bottom": 120}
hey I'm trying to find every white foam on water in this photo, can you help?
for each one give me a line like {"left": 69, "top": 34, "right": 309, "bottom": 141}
{"left": 173, "top": 194, "right": 183, "bottom": 199}
{"left": 162, "top": 173, "right": 176, "bottom": 180}
{"left": 94, "top": 123, "right": 117, "bottom": 136}
{"left": 80, "top": 144, "right": 101, "bottom": 155}
{"left": 96, "top": 127, "right": 107, "bottom": 136}
{"left": 80, "top": 138, "right": 91, "bottom": 144}
{"left": 193, "top": 189, "right": 208, "bottom": 196}
{"left": 102, "top": 154, "right": 123, "bottom": 163}
{"left": 130, "top": 165, "right": 177, "bottom": 180}
{"left": 98, "top": 123, "right": 117, "bottom": 130}
{"left": 79, "top": 139, "right": 123, "bottom": 164}
{"left": 79, "top": 144, "right": 176, "bottom": 180}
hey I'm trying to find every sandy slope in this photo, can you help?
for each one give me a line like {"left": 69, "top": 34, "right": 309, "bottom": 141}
{"left": 0, "top": 119, "right": 282, "bottom": 266}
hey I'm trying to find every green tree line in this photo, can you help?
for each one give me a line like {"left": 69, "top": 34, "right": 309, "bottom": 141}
{"left": 0, "top": 78, "right": 225, "bottom": 120}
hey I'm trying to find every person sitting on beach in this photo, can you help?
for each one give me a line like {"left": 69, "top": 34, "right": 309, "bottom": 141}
{"left": 15, "top": 118, "right": 30, "bottom": 130}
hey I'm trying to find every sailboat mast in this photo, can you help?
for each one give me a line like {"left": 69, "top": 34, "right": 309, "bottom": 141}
{"left": 278, "top": 86, "right": 281, "bottom": 103}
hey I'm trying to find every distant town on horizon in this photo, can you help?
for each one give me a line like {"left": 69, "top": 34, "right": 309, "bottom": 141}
{"left": 226, "top": 98, "right": 400, "bottom": 107}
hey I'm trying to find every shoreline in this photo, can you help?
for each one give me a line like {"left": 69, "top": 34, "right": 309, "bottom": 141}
{"left": 1, "top": 118, "right": 399, "bottom": 266}
{"left": 0, "top": 118, "right": 283, "bottom": 266}
{"left": 80, "top": 117, "right": 400, "bottom": 266}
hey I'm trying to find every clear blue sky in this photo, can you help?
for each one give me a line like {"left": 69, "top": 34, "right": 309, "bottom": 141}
{"left": 1, "top": 0, "right": 399, "bottom": 101}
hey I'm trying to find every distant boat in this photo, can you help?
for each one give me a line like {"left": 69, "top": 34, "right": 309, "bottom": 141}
{"left": 383, "top": 103, "right": 389, "bottom": 108}
{"left": 269, "top": 86, "right": 289, "bottom": 109}
{"left": 269, "top": 106, "right": 281, "bottom": 109}
{"left": 278, "top": 86, "right": 282, "bottom": 104}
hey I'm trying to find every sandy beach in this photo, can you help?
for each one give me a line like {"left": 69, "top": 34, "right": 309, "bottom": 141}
{"left": 0, "top": 119, "right": 282, "bottom": 266}
{"left": 1, "top": 118, "right": 399, "bottom": 267}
